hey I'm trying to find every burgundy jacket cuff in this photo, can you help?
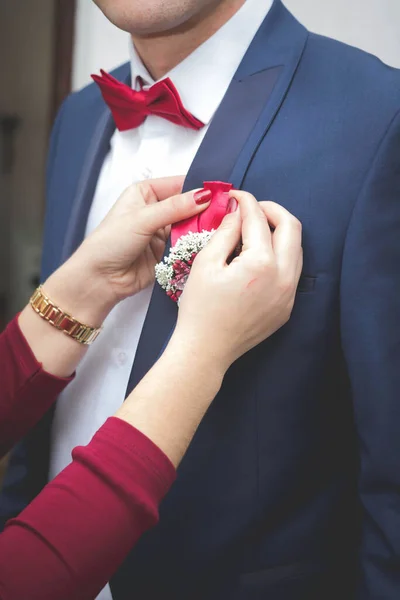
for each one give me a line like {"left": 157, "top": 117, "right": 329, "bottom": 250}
{"left": 87, "top": 417, "right": 177, "bottom": 497}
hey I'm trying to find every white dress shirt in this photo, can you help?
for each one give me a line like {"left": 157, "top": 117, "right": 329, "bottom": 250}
{"left": 49, "top": 1, "right": 272, "bottom": 598}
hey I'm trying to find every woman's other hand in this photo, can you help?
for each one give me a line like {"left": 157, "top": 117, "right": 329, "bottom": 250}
{"left": 175, "top": 191, "right": 303, "bottom": 372}
{"left": 46, "top": 177, "right": 211, "bottom": 325}
{"left": 76, "top": 176, "right": 211, "bottom": 306}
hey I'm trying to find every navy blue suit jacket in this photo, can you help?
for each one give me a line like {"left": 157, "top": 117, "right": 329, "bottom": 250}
{"left": 2, "top": 2, "right": 400, "bottom": 598}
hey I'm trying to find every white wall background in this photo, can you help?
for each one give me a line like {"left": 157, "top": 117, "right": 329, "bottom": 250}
{"left": 73, "top": 0, "right": 400, "bottom": 91}
{"left": 1, "top": 0, "right": 55, "bottom": 316}
{"left": 72, "top": 1, "right": 130, "bottom": 90}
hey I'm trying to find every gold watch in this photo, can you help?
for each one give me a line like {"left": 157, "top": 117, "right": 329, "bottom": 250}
{"left": 30, "top": 285, "right": 102, "bottom": 345}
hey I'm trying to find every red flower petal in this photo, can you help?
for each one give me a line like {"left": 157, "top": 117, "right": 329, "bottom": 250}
{"left": 171, "top": 181, "right": 233, "bottom": 246}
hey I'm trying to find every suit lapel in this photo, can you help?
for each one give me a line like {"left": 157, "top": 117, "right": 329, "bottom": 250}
{"left": 127, "top": 0, "right": 308, "bottom": 393}
{"left": 61, "top": 109, "right": 115, "bottom": 261}
{"left": 61, "top": 67, "right": 131, "bottom": 263}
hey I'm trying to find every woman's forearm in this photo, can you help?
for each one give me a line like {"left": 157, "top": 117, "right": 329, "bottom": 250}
{"left": 115, "top": 334, "right": 225, "bottom": 467}
{"left": 0, "top": 418, "right": 175, "bottom": 600}
{"left": 18, "top": 250, "right": 116, "bottom": 378}
{"left": 0, "top": 318, "right": 73, "bottom": 458}
{"left": 0, "top": 249, "right": 113, "bottom": 457}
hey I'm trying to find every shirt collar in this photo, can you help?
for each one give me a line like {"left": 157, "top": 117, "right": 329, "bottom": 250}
{"left": 129, "top": 0, "right": 273, "bottom": 126}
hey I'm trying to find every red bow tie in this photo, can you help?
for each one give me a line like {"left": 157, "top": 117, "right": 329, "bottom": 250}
{"left": 92, "top": 70, "right": 204, "bottom": 132}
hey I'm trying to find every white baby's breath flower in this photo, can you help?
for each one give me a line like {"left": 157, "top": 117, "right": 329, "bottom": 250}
{"left": 154, "top": 263, "right": 174, "bottom": 291}
{"left": 155, "top": 230, "right": 215, "bottom": 298}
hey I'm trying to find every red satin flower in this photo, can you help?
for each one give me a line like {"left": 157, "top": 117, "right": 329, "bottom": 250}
{"left": 171, "top": 181, "right": 233, "bottom": 246}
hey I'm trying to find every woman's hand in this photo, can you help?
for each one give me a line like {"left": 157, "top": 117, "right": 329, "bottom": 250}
{"left": 117, "top": 191, "right": 302, "bottom": 466}
{"left": 19, "top": 177, "right": 210, "bottom": 378}
{"left": 45, "top": 177, "right": 211, "bottom": 325}
{"left": 76, "top": 176, "right": 210, "bottom": 303}
{"left": 173, "top": 190, "right": 303, "bottom": 373}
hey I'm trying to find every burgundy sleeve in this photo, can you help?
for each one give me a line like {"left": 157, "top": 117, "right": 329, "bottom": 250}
{"left": 0, "top": 316, "right": 73, "bottom": 458}
{"left": 0, "top": 417, "right": 176, "bottom": 600}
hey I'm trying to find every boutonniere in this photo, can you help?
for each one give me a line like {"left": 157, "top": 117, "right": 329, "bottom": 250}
{"left": 155, "top": 181, "right": 233, "bottom": 302}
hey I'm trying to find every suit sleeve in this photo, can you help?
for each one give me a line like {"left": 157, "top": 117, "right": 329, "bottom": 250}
{"left": 41, "top": 96, "right": 70, "bottom": 279}
{"left": 340, "top": 109, "right": 400, "bottom": 598}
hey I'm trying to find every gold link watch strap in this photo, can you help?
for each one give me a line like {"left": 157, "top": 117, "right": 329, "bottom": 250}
{"left": 30, "top": 286, "right": 102, "bottom": 345}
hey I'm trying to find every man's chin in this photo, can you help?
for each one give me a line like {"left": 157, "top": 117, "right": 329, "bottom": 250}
{"left": 93, "top": 1, "right": 206, "bottom": 38}
{"left": 112, "top": 17, "right": 200, "bottom": 39}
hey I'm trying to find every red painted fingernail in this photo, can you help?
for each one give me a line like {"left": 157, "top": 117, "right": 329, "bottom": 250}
{"left": 194, "top": 189, "right": 212, "bottom": 205}
{"left": 227, "top": 197, "right": 238, "bottom": 213}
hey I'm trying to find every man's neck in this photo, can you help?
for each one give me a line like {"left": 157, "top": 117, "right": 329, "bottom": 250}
{"left": 132, "top": 0, "right": 246, "bottom": 80}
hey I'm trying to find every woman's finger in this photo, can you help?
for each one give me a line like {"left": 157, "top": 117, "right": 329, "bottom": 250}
{"left": 199, "top": 210, "right": 242, "bottom": 265}
{"left": 259, "top": 202, "right": 302, "bottom": 275}
{"left": 139, "top": 189, "right": 210, "bottom": 234}
{"left": 138, "top": 176, "right": 185, "bottom": 205}
{"left": 229, "top": 190, "right": 272, "bottom": 253}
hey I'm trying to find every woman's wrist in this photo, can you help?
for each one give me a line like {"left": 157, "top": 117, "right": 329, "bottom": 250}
{"left": 17, "top": 250, "right": 120, "bottom": 378}
{"left": 168, "top": 326, "right": 233, "bottom": 381}
{"left": 43, "top": 250, "right": 118, "bottom": 327}
{"left": 162, "top": 335, "right": 226, "bottom": 395}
